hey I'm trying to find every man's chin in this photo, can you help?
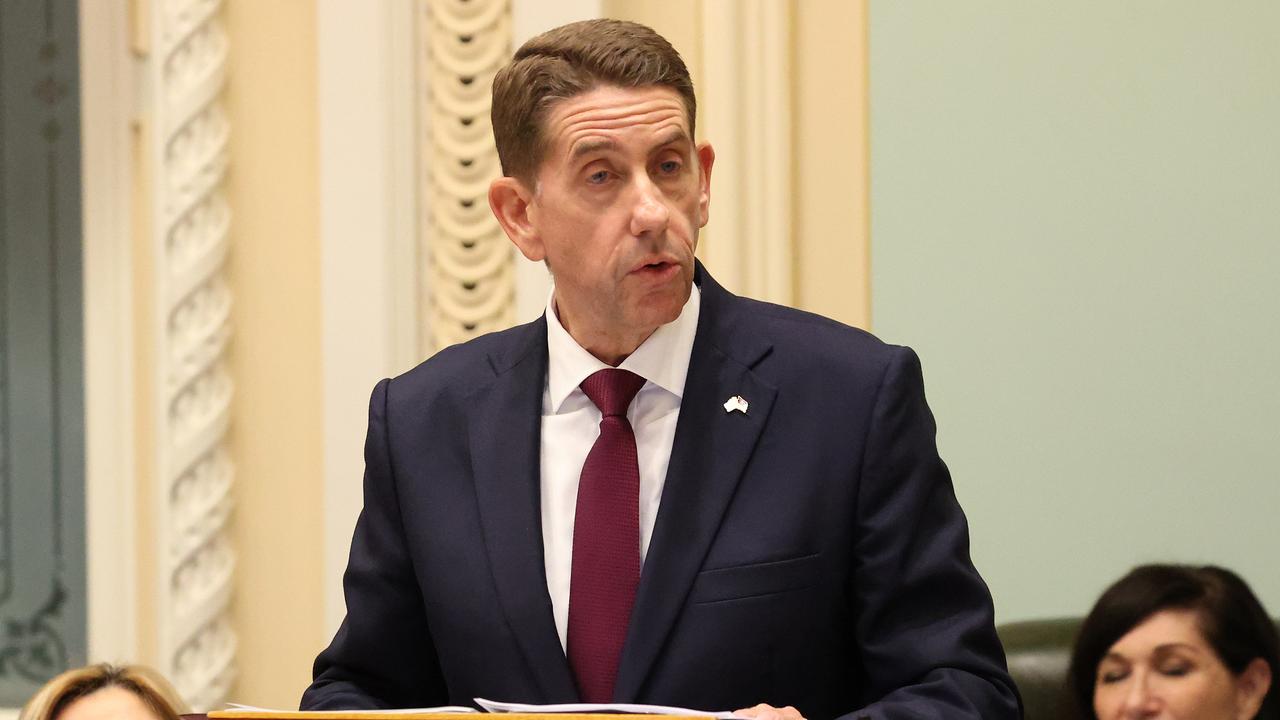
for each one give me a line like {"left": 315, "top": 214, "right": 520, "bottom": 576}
{"left": 637, "top": 285, "right": 691, "bottom": 329}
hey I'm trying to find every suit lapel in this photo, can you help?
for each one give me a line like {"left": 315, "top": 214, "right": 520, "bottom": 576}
{"left": 614, "top": 269, "right": 777, "bottom": 702}
{"left": 468, "top": 319, "right": 579, "bottom": 702}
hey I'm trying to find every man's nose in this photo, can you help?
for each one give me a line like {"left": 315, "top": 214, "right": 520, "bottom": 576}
{"left": 629, "top": 177, "right": 670, "bottom": 237}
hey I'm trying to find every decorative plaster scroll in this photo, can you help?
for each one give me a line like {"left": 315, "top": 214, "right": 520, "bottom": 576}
{"left": 142, "top": 0, "right": 235, "bottom": 709}
{"left": 419, "top": 0, "right": 516, "bottom": 354}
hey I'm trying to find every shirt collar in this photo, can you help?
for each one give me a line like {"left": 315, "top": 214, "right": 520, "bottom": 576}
{"left": 545, "top": 282, "right": 701, "bottom": 414}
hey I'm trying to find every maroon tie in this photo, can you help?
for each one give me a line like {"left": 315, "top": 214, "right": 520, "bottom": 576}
{"left": 567, "top": 368, "right": 647, "bottom": 703}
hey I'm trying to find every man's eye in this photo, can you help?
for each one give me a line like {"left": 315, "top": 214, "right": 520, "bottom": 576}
{"left": 658, "top": 160, "right": 681, "bottom": 174}
{"left": 587, "top": 170, "right": 610, "bottom": 184}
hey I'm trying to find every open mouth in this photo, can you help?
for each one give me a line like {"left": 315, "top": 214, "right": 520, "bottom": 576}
{"left": 633, "top": 260, "right": 677, "bottom": 278}
{"left": 633, "top": 257, "right": 676, "bottom": 273}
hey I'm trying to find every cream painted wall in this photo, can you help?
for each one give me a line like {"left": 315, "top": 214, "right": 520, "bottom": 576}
{"left": 793, "top": 1, "right": 869, "bottom": 329}
{"left": 223, "top": 0, "right": 324, "bottom": 707}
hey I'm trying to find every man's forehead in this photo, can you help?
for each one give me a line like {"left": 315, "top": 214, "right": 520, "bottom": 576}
{"left": 544, "top": 86, "right": 692, "bottom": 152}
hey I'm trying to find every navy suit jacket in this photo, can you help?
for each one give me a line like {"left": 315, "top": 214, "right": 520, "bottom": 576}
{"left": 302, "top": 265, "right": 1020, "bottom": 719}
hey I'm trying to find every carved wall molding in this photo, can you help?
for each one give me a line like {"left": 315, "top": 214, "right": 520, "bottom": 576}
{"left": 419, "top": 0, "right": 516, "bottom": 354}
{"left": 140, "top": 0, "right": 235, "bottom": 708}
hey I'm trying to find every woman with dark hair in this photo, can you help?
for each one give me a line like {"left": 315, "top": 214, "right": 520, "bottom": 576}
{"left": 19, "top": 664, "right": 187, "bottom": 720}
{"left": 1068, "top": 564, "right": 1279, "bottom": 719}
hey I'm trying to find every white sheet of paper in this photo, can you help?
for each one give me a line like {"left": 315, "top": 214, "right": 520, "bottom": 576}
{"left": 224, "top": 704, "right": 479, "bottom": 714}
{"left": 473, "top": 698, "right": 740, "bottom": 718}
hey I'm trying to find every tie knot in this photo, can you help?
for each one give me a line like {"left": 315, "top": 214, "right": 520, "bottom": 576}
{"left": 580, "top": 369, "right": 646, "bottom": 418}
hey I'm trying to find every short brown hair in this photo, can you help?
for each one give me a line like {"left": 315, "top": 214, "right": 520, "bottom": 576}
{"left": 19, "top": 664, "right": 188, "bottom": 720}
{"left": 491, "top": 18, "right": 697, "bottom": 183}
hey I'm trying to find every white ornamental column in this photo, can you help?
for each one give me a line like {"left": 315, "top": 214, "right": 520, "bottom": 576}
{"left": 137, "top": 0, "right": 236, "bottom": 708}
{"left": 419, "top": 0, "right": 517, "bottom": 354}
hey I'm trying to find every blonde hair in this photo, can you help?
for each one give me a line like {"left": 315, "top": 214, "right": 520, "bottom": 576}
{"left": 18, "top": 664, "right": 188, "bottom": 720}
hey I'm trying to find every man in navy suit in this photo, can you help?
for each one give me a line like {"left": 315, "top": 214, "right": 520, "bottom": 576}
{"left": 303, "top": 19, "right": 1019, "bottom": 720}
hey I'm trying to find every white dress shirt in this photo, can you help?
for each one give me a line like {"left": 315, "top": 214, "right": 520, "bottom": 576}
{"left": 540, "top": 283, "right": 701, "bottom": 652}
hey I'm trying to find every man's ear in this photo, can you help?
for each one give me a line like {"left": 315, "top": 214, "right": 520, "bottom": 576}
{"left": 695, "top": 142, "right": 715, "bottom": 229}
{"left": 1235, "top": 657, "right": 1272, "bottom": 720}
{"left": 489, "top": 176, "right": 544, "bottom": 261}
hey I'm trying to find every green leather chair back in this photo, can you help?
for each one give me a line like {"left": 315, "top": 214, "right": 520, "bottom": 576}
{"left": 998, "top": 617, "right": 1082, "bottom": 720}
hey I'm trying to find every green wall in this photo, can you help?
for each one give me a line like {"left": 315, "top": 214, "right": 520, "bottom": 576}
{"left": 870, "top": 2, "right": 1280, "bottom": 623}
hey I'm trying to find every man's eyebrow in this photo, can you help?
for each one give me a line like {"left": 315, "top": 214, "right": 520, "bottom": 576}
{"left": 568, "top": 129, "right": 691, "bottom": 161}
{"left": 650, "top": 128, "right": 690, "bottom": 151}
{"left": 569, "top": 138, "right": 617, "bottom": 160}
